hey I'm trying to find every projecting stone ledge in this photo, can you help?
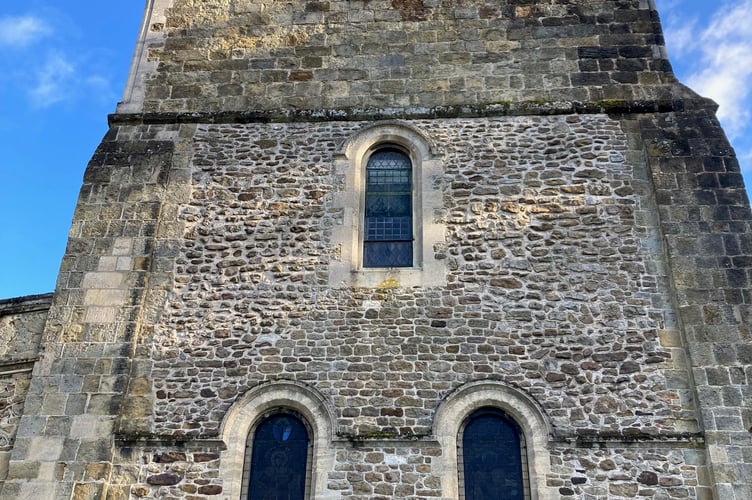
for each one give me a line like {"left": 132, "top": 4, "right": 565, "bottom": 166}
{"left": 108, "top": 97, "right": 717, "bottom": 127}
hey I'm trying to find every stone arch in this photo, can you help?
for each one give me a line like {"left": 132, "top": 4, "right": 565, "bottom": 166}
{"left": 338, "top": 120, "right": 440, "bottom": 162}
{"left": 219, "top": 381, "right": 338, "bottom": 500}
{"left": 433, "top": 380, "right": 553, "bottom": 500}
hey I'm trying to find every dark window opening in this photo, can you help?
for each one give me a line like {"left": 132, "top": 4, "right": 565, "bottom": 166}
{"left": 247, "top": 413, "right": 310, "bottom": 500}
{"left": 363, "top": 148, "right": 413, "bottom": 267}
{"left": 459, "top": 408, "right": 529, "bottom": 500}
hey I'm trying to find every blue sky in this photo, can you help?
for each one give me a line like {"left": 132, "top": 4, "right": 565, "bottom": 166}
{"left": 0, "top": 1, "right": 751, "bottom": 299}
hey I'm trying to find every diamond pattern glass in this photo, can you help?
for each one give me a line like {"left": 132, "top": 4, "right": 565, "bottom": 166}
{"left": 248, "top": 414, "right": 309, "bottom": 500}
{"left": 462, "top": 409, "right": 524, "bottom": 500}
{"left": 364, "top": 148, "right": 413, "bottom": 267}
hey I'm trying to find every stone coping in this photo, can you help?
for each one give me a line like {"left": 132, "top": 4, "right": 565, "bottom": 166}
{"left": 0, "top": 293, "right": 53, "bottom": 316}
{"left": 108, "top": 98, "right": 718, "bottom": 127}
{"left": 0, "top": 357, "right": 39, "bottom": 376}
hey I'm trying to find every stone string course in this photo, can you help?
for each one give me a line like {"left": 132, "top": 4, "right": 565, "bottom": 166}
{"left": 112, "top": 443, "right": 704, "bottom": 499}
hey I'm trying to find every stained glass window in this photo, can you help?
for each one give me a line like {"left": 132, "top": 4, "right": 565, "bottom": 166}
{"left": 363, "top": 148, "right": 413, "bottom": 267}
{"left": 248, "top": 413, "right": 310, "bottom": 500}
{"left": 461, "top": 408, "right": 526, "bottom": 500}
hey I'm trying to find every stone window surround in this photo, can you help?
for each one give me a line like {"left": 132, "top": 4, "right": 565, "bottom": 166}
{"left": 433, "top": 381, "right": 553, "bottom": 500}
{"left": 329, "top": 121, "right": 445, "bottom": 288}
{"left": 219, "top": 381, "right": 338, "bottom": 500}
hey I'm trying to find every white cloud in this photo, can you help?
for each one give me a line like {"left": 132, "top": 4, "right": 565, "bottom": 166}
{"left": 29, "top": 52, "right": 76, "bottom": 108}
{"left": 0, "top": 13, "right": 115, "bottom": 109}
{"left": 657, "top": 0, "right": 699, "bottom": 58}
{"left": 25, "top": 53, "right": 117, "bottom": 109}
{"left": 0, "top": 15, "right": 51, "bottom": 47}
{"left": 683, "top": 0, "right": 752, "bottom": 139}
{"left": 739, "top": 147, "right": 752, "bottom": 169}
{"left": 662, "top": 20, "right": 698, "bottom": 58}
{"left": 688, "top": 47, "right": 752, "bottom": 138}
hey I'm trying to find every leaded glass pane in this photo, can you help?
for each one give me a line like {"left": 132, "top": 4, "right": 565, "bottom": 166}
{"left": 366, "top": 194, "right": 411, "bottom": 218}
{"left": 363, "top": 241, "right": 413, "bottom": 267}
{"left": 248, "top": 414, "right": 309, "bottom": 500}
{"left": 462, "top": 409, "right": 524, "bottom": 500}
{"left": 364, "top": 148, "right": 413, "bottom": 268}
{"left": 365, "top": 216, "right": 412, "bottom": 241}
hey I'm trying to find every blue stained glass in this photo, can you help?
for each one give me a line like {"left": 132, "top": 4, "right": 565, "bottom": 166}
{"left": 462, "top": 408, "right": 524, "bottom": 500}
{"left": 248, "top": 414, "right": 309, "bottom": 500}
{"left": 363, "top": 241, "right": 413, "bottom": 267}
{"left": 364, "top": 148, "right": 413, "bottom": 268}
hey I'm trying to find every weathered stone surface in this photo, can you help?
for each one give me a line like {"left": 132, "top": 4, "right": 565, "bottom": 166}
{"left": 146, "top": 473, "right": 182, "bottom": 486}
{"left": 139, "top": 116, "right": 688, "bottom": 444}
{"left": 639, "top": 471, "right": 659, "bottom": 486}
{"left": 122, "top": 0, "right": 678, "bottom": 115}
{"left": 1, "top": 1, "right": 750, "bottom": 499}
{"left": 154, "top": 452, "right": 186, "bottom": 463}
{"left": 197, "top": 484, "right": 222, "bottom": 495}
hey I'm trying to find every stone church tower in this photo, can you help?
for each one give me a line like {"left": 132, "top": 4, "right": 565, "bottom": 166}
{"left": 1, "top": 0, "right": 751, "bottom": 498}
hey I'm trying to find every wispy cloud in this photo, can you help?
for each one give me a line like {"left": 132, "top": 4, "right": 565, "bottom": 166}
{"left": 662, "top": 19, "right": 698, "bottom": 59}
{"left": 0, "top": 12, "right": 116, "bottom": 110}
{"left": 29, "top": 52, "right": 76, "bottom": 108}
{"left": 740, "top": 147, "right": 752, "bottom": 166}
{"left": 0, "top": 15, "right": 51, "bottom": 47}
{"left": 686, "top": 1, "right": 752, "bottom": 139}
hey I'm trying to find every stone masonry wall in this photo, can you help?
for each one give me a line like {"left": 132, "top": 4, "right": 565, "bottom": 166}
{"left": 108, "top": 441, "right": 704, "bottom": 499}
{"left": 0, "top": 295, "right": 49, "bottom": 361}
{"left": 0, "top": 295, "right": 51, "bottom": 492}
{"left": 3, "top": 0, "right": 750, "bottom": 498}
{"left": 87, "top": 114, "right": 709, "bottom": 498}
{"left": 147, "top": 115, "right": 694, "bottom": 439}
{"left": 128, "top": 0, "right": 679, "bottom": 115}
{"left": 0, "top": 129, "right": 189, "bottom": 500}
{"left": 634, "top": 108, "right": 752, "bottom": 500}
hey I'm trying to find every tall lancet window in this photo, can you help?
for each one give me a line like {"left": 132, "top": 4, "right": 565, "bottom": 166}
{"left": 363, "top": 147, "right": 413, "bottom": 267}
{"left": 459, "top": 408, "right": 529, "bottom": 500}
{"left": 247, "top": 413, "right": 310, "bottom": 500}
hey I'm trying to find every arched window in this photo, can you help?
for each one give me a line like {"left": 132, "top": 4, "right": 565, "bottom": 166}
{"left": 459, "top": 407, "right": 529, "bottom": 500}
{"left": 245, "top": 412, "right": 311, "bottom": 500}
{"left": 329, "top": 122, "right": 445, "bottom": 287}
{"left": 363, "top": 147, "right": 413, "bottom": 267}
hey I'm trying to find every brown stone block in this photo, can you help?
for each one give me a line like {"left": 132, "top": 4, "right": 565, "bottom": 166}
{"left": 121, "top": 396, "right": 151, "bottom": 418}
{"left": 609, "top": 482, "right": 638, "bottom": 497}
{"left": 194, "top": 453, "right": 220, "bottom": 463}
{"left": 288, "top": 70, "right": 314, "bottom": 82}
{"left": 198, "top": 484, "right": 223, "bottom": 495}
{"left": 72, "top": 482, "right": 105, "bottom": 500}
{"left": 105, "top": 485, "right": 130, "bottom": 500}
{"left": 131, "top": 485, "right": 149, "bottom": 497}
{"left": 147, "top": 473, "right": 182, "bottom": 486}
{"left": 154, "top": 451, "right": 186, "bottom": 463}
{"left": 84, "top": 463, "right": 111, "bottom": 481}
{"left": 128, "top": 377, "right": 151, "bottom": 396}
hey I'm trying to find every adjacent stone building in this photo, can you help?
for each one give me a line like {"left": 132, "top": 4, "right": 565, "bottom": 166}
{"left": 1, "top": 0, "right": 751, "bottom": 499}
